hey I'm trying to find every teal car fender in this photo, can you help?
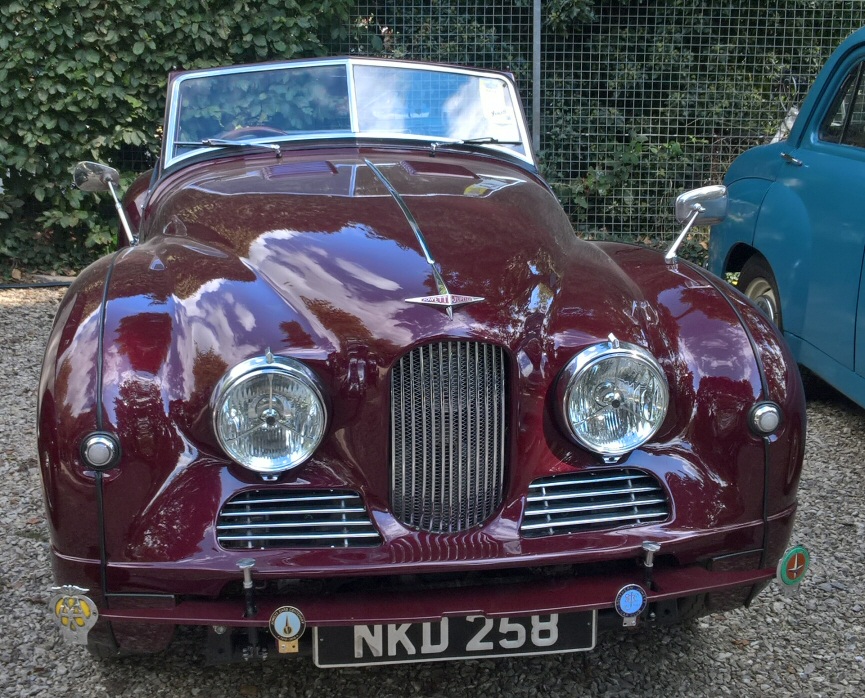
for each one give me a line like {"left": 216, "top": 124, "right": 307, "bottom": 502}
{"left": 726, "top": 171, "right": 815, "bottom": 340}
{"left": 707, "top": 175, "right": 772, "bottom": 273}
{"left": 708, "top": 141, "right": 785, "bottom": 274}
{"left": 711, "top": 154, "right": 818, "bottom": 345}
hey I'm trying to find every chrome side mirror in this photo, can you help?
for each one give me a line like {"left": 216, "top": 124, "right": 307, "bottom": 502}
{"left": 73, "top": 161, "right": 121, "bottom": 193}
{"left": 666, "top": 184, "right": 727, "bottom": 264}
{"left": 72, "top": 161, "right": 136, "bottom": 246}
{"left": 674, "top": 184, "right": 727, "bottom": 226}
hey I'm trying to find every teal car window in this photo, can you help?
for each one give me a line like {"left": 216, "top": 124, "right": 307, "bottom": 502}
{"left": 819, "top": 63, "right": 865, "bottom": 146}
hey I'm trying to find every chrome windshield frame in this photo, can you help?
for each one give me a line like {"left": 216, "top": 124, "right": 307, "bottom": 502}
{"left": 163, "top": 57, "right": 534, "bottom": 170}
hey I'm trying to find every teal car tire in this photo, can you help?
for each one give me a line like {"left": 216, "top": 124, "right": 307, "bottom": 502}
{"left": 739, "top": 256, "right": 783, "bottom": 330}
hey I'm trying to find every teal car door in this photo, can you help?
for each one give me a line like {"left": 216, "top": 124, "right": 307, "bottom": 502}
{"left": 768, "top": 56, "right": 865, "bottom": 370}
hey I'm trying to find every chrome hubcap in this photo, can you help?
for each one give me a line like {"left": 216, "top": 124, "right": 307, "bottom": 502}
{"left": 744, "top": 277, "right": 778, "bottom": 324}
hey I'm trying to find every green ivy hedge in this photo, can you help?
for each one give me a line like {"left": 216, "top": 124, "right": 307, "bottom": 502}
{"left": 0, "top": 0, "right": 352, "bottom": 278}
{"left": 4, "top": 0, "right": 858, "bottom": 277}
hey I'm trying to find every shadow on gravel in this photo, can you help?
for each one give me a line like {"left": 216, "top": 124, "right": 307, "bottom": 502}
{"left": 83, "top": 621, "right": 713, "bottom": 698}
{"left": 800, "top": 366, "right": 864, "bottom": 413}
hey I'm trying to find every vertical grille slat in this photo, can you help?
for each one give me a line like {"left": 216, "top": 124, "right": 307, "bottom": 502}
{"left": 392, "top": 341, "right": 507, "bottom": 533}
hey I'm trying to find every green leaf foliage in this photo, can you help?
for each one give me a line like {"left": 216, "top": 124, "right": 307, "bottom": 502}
{"left": 350, "top": 0, "right": 534, "bottom": 75}
{"left": 4, "top": 0, "right": 861, "bottom": 276}
{"left": 349, "top": 1, "right": 862, "bottom": 266}
{"left": 0, "top": 0, "right": 352, "bottom": 278}
{"left": 514, "top": 0, "right": 604, "bottom": 34}
{"left": 538, "top": 0, "right": 862, "bottom": 261}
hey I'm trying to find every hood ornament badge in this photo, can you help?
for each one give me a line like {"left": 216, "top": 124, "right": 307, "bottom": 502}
{"left": 406, "top": 292, "right": 485, "bottom": 319}
{"left": 406, "top": 265, "right": 483, "bottom": 319}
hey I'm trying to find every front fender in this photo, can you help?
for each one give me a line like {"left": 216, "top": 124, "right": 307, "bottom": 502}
{"left": 38, "top": 234, "right": 332, "bottom": 562}
{"left": 749, "top": 180, "right": 813, "bottom": 338}
{"left": 597, "top": 243, "right": 805, "bottom": 544}
{"left": 708, "top": 177, "right": 773, "bottom": 276}
{"left": 38, "top": 253, "right": 119, "bottom": 562}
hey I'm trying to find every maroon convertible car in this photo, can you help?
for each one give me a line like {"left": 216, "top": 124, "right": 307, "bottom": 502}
{"left": 41, "top": 57, "right": 809, "bottom": 665}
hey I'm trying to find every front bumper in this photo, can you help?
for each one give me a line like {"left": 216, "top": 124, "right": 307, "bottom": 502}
{"left": 99, "top": 562, "right": 770, "bottom": 628}
{"left": 54, "top": 550, "right": 785, "bottom": 663}
{"left": 48, "top": 507, "right": 806, "bottom": 659}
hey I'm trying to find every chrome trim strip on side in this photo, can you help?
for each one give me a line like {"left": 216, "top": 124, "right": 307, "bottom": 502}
{"left": 687, "top": 263, "right": 774, "bottom": 567}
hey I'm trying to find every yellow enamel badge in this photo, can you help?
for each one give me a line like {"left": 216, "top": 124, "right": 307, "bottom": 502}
{"left": 49, "top": 586, "right": 99, "bottom": 644}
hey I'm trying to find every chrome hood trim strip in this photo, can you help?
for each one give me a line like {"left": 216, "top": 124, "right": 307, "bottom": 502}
{"left": 364, "top": 158, "right": 483, "bottom": 319}
{"left": 365, "top": 158, "right": 437, "bottom": 267}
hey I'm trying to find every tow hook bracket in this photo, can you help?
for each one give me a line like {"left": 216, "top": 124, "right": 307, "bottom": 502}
{"left": 236, "top": 558, "right": 263, "bottom": 660}
{"left": 238, "top": 558, "right": 257, "bottom": 618}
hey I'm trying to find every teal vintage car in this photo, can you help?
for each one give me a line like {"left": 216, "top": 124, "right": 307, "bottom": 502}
{"left": 710, "top": 26, "right": 865, "bottom": 408}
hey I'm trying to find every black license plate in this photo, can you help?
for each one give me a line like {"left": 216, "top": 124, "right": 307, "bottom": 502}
{"left": 313, "top": 611, "right": 596, "bottom": 667}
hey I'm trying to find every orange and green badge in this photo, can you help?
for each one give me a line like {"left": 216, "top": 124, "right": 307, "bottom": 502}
{"left": 776, "top": 545, "right": 810, "bottom": 587}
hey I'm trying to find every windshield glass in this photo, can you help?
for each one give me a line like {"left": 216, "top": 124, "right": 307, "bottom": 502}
{"left": 353, "top": 65, "right": 522, "bottom": 142}
{"left": 166, "top": 59, "right": 531, "bottom": 168}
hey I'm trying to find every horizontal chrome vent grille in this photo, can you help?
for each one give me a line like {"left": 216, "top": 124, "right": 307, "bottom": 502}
{"left": 217, "top": 490, "right": 381, "bottom": 549}
{"left": 392, "top": 341, "right": 507, "bottom": 533}
{"left": 521, "top": 469, "right": 669, "bottom": 538}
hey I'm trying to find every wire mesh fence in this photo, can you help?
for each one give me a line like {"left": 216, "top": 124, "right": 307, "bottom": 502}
{"left": 9, "top": 1, "right": 863, "bottom": 270}
{"left": 343, "top": 1, "right": 865, "bottom": 251}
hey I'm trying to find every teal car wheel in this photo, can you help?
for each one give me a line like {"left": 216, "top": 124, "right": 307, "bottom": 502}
{"left": 739, "top": 256, "right": 783, "bottom": 330}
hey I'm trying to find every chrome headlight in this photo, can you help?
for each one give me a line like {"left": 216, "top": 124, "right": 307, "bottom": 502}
{"left": 212, "top": 354, "right": 327, "bottom": 474}
{"left": 557, "top": 338, "right": 669, "bottom": 456}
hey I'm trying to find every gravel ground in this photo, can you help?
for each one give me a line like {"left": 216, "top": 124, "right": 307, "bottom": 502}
{"left": 1, "top": 286, "right": 863, "bottom": 697}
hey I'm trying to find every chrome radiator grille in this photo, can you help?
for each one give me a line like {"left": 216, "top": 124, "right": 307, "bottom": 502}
{"left": 391, "top": 341, "right": 507, "bottom": 533}
{"left": 521, "top": 469, "right": 670, "bottom": 538}
{"left": 217, "top": 490, "right": 381, "bottom": 549}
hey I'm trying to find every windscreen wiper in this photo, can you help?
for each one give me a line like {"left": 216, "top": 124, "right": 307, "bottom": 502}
{"left": 429, "top": 136, "right": 523, "bottom": 156}
{"left": 174, "top": 139, "right": 282, "bottom": 158}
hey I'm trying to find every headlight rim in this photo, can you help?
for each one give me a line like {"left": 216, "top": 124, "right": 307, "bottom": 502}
{"left": 212, "top": 353, "right": 328, "bottom": 475}
{"left": 556, "top": 339, "right": 669, "bottom": 456}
